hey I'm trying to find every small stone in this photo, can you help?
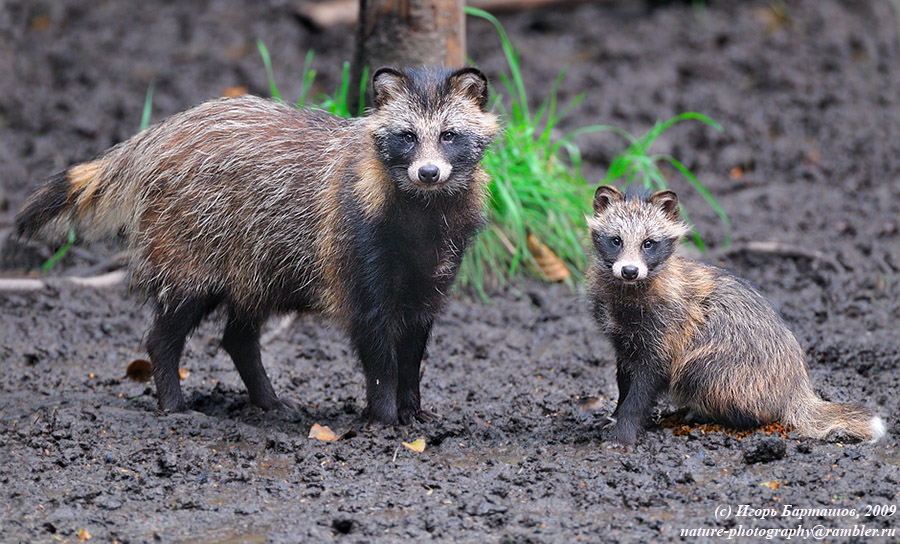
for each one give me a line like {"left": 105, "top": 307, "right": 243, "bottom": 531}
{"left": 331, "top": 519, "right": 353, "bottom": 534}
{"left": 236, "top": 503, "right": 261, "bottom": 515}
{"left": 94, "top": 494, "right": 123, "bottom": 510}
{"left": 743, "top": 436, "right": 786, "bottom": 464}
{"left": 154, "top": 453, "right": 178, "bottom": 476}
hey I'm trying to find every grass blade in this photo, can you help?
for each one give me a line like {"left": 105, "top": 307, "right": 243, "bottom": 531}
{"left": 140, "top": 83, "right": 154, "bottom": 131}
{"left": 257, "top": 39, "right": 281, "bottom": 102}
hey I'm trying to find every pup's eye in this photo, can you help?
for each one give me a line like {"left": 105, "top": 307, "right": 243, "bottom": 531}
{"left": 642, "top": 239, "right": 656, "bottom": 249}
{"left": 440, "top": 131, "right": 455, "bottom": 143}
{"left": 611, "top": 236, "right": 622, "bottom": 247}
{"left": 403, "top": 132, "right": 417, "bottom": 144}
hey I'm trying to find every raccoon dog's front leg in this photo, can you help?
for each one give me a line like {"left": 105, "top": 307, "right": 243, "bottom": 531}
{"left": 606, "top": 361, "right": 667, "bottom": 446}
{"left": 396, "top": 319, "right": 434, "bottom": 424}
{"left": 350, "top": 319, "right": 400, "bottom": 426}
{"left": 610, "top": 361, "right": 632, "bottom": 420}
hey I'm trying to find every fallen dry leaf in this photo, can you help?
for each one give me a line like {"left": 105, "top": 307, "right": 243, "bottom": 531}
{"left": 29, "top": 14, "right": 52, "bottom": 32}
{"left": 223, "top": 86, "right": 248, "bottom": 98}
{"left": 526, "top": 233, "right": 570, "bottom": 282}
{"left": 294, "top": 0, "right": 358, "bottom": 28}
{"left": 402, "top": 438, "right": 426, "bottom": 453}
{"left": 125, "top": 359, "right": 153, "bottom": 382}
{"left": 309, "top": 423, "right": 339, "bottom": 442}
{"left": 754, "top": 5, "right": 790, "bottom": 33}
{"left": 178, "top": 368, "right": 190, "bottom": 380}
{"left": 309, "top": 423, "right": 339, "bottom": 441}
{"left": 77, "top": 528, "right": 92, "bottom": 542}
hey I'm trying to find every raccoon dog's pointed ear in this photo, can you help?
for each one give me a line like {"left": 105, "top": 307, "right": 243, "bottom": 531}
{"left": 649, "top": 190, "right": 680, "bottom": 219}
{"left": 372, "top": 67, "right": 410, "bottom": 108}
{"left": 593, "top": 185, "right": 624, "bottom": 214}
{"left": 448, "top": 67, "right": 489, "bottom": 110}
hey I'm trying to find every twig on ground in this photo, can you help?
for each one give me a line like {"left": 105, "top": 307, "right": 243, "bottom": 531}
{"left": 0, "top": 270, "right": 126, "bottom": 291}
{"left": 79, "top": 252, "right": 129, "bottom": 276}
{"left": 709, "top": 241, "right": 840, "bottom": 271}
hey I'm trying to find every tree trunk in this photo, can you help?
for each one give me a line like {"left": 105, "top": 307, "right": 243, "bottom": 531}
{"left": 349, "top": 0, "right": 465, "bottom": 113}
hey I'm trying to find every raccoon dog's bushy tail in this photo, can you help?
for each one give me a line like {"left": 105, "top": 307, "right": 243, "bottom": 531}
{"left": 788, "top": 390, "right": 886, "bottom": 443}
{"left": 15, "top": 157, "right": 132, "bottom": 244}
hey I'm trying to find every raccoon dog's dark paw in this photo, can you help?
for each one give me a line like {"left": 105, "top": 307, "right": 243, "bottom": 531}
{"left": 398, "top": 408, "right": 438, "bottom": 425}
{"left": 602, "top": 440, "right": 634, "bottom": 452}
{"left": 365, "top": 409, "right": 400, "bottom": 427}
{"left": 157, "top": 399, "right": 189, "bottom": 414}
{"left": 251, "top": 395, "right": 298, "bottom": 412}
{"left": 161, "top": 408, "right": 205, "bottom": 420}
{"left": 604, "top": 422, "right": 639, "bottom": 447}
{"left": 593, "top": 414, "right": 618, "bottom": 430}
{"left": 272, "top": 397, "right": 300, "bottom": 412}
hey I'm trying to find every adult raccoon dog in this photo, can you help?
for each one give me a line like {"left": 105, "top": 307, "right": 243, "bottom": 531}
{"left": 586, "top": 185, "right": 886, "bottom": 446}
{"left": 15, "top": 67, "right": 499, "bottom": 426}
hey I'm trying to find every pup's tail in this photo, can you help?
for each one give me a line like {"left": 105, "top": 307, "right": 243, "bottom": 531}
{"left": 15, "top": 157, "right": 133, "bottom": 244}
{"left": 787, "top": 391, "right": 886, "bottom": 442}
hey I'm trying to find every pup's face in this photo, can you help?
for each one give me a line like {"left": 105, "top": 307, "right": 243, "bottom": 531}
{"left": 587, "top": 186, "right": 689, "bottom": 284}
{"left": 369, "top": 67, "right": 498, "bottom": 197}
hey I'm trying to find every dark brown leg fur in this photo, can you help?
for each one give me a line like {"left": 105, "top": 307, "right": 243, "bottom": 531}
{"left": 147, "top": 295, "right": 218, "bottom": 412}
{"left": 396, "top": 319, "right": 435, "bottom": 424}
{"left": 221, "top": 313, "right": 291, "bottom": 411}
{"left": 611, "top": 362, "right": 632, "bottom": 419}
{"left": 351, "top": 321, "right": 399, "bottom": 426}
{"left": 607, "top": 365, "right": 667, "bottom": 446}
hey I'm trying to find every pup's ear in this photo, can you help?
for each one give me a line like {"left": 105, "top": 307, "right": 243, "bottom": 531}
{"left": 593, "top": 185, "right": 624, "bottom": 214}
{"left": 372, "top": 68, "right": 410, "bottom": 109}
{"left": 649, "top": 190, "right": 680, "bottom": 219}
{"left": 447, "top": 67, "right": 489, "bottom": 110}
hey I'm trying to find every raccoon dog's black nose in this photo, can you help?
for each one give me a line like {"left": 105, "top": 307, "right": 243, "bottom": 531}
{"left": 621, "top": 266, "right": 639, "bottom": 281}
{"left": 418, "top": 165, "right": 440, "bottom": 184}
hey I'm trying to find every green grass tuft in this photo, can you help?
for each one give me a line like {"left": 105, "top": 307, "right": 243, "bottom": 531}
{"left": 461, "top": 7, "right": 596, "bottom": 296}
{"left": 257, "top": 44, "right": 366, "bottom": 117}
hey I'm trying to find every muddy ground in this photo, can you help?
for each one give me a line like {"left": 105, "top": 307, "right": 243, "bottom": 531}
{"left": 1, "top": 0, "right": 899, "bottom": 542}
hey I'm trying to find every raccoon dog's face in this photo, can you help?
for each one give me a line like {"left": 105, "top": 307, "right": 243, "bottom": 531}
{"left": 587, "top": 185, "right": 690, "bottom": 284}
{"left": 369, "top": 67, "right": 498, "bottom": 196}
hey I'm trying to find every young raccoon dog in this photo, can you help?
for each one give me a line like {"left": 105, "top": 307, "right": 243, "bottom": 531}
{"left": 586, "top": 185, "right": 886, "bottom": 446}
{"left": 15, "top": 67, "right": 499, "bottom": 426}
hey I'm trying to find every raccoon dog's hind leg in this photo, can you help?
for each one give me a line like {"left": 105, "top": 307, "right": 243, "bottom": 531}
{"left": 146, "top": 294, "right": 220, "bottom": 412}
{"left": 221, "top": 312, "right": 293, "bottom": 411}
